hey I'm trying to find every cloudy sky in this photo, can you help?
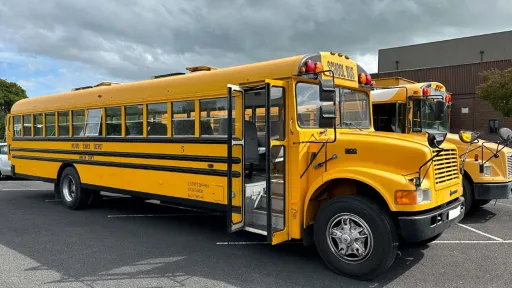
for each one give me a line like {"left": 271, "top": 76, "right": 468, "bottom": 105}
{"left": 1, "top": 0, "right": 511, "bottom": 97}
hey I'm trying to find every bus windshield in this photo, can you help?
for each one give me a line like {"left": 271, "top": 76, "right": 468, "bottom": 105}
{"left": 412, "top": 99, "right": 449, "bottom": 133}
{"left": 295, "top": 82, "right": 371, "bottom": 129}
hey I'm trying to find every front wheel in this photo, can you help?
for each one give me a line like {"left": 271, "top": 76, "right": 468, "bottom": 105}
{"left": 314, "top": 195, "right": 398, "bottom": 281}
{"left": 462, "top": 177, "right": 474, "bottom": 212}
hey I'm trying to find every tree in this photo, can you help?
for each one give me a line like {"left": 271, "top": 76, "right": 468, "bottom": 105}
{"left": 476, "top": 67, "right": 512, "bottom": 117}
{"left": 0, "top": 79, "right": 28, "bottom": 140}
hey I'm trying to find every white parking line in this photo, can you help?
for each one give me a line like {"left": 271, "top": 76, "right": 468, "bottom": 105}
{"left": 0, "top": 188, "right": 52, "bottom": 191}
{"left": 496, "top": 202, "right": 512, "bottom": 208}
{"left": 108, "top": 213, "right": 220, "bottom": 218}
{"left": 432, "top": 240, "right": 512, "bottom": 243}
{"left": 457, "top": 223, "right": 504, "bottom": 241}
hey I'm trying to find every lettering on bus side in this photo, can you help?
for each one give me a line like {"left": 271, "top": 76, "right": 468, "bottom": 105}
{"left": 71, "top": 143, "right": 103, "bottom": 150}
{"left": 187, "top": 181, "right": 208, "bottom": 200}
{"left": 326, "top": 61, "right": 356, "bottom": 80}
{"left": 78, "top": 155, "right": 94, "bottom": 160}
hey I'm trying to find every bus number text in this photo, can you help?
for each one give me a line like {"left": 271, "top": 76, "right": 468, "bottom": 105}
{"left": 78, "top": 155, "right": 94, "bottom": 161}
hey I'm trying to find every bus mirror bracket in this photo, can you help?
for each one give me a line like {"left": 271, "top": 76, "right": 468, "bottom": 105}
{"left": 319, "top": 71, "right": 336, "bottom": 102}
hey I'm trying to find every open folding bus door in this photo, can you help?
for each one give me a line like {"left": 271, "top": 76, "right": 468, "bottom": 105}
{"left": 264, "top": 79, "right": 289, "bottom": 245}
{"left": 226, "top": 84, "right": 245, "bottom": 233}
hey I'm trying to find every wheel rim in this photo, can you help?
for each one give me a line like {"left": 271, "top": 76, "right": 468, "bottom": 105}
{"left": 326, "top": 213, "right": 374, "bottom": 264}
{"left": 62, "top": 175, "right": 76, "bottom": 202}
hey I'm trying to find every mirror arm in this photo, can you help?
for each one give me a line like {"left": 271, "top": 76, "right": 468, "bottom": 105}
{"left": 480, "top": 139, "right": 511, "bottom": 166}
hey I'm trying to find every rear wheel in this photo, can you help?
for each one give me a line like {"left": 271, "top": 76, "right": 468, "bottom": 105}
{"left": 314, "top": 195, "right": 398, "bottom": 281}
{"left": 60, "top": 167, "right": 91, "bottom": 210}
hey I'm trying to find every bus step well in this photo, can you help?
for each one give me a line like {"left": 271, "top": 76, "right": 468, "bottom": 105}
{"left": 243, "top": 179, "right": 285, "bottom": 235}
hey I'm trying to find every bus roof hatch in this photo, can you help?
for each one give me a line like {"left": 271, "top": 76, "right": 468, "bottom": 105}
{"left": 186, "top": 66, "right": 218, "bottom": 73}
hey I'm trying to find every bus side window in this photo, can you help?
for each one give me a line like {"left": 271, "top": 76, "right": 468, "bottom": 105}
{"left": 13, "top": 116, "right": 21, "bottom": 137}
{"left": 199, "top": 97, "right": 234, "bottom": 136}
{"left": 106, "top": 107, "right": 122, "bottom": 137}
{"left": 58, "top": 111, "right": 70, "bottom": 137}
{"left": 23, "top": 115, "right": 32, "bottom": 137}
{"left": 72, "top": 110, "right": 86, "bottom": 137}
{"left": 172, "top": 101, "right": 195, "bottom": 136}
{"left": 85, "top": 108, "right": 102, "bottom": 136}
{"left": 125, "top": 105, "right": 143, "bottom": 137}
{"left": 45, "top": 112, "right": 56, "bottom": 137}
{"left": 147, "top": 103, "right": 168, "bottom": 137}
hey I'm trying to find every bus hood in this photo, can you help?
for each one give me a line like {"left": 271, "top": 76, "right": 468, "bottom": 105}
{"left": 364, "top": 130, "right": 453, "bottom": 150}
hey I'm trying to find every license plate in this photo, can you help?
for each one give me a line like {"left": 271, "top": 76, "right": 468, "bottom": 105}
{"left": 448, "top": 206, "right": 461, "bottom": 220}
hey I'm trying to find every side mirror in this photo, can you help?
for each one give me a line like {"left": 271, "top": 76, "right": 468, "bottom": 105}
{"left": 319, "top": 78, "right": 336, "bottom": 102}
{"left": 318, "top": 105, "right": 336, "bottom": 128}
{"left": 427, "top": 131, "right": 447, "bottom": 149}
{"left": 434, "top": 101, "right": 447, "bottom": 121}
{"left": 458, "top": 130, "right": 480, "bottom": 144}
{"left": 498, "top": 128, "right": 512, "bottom": 142}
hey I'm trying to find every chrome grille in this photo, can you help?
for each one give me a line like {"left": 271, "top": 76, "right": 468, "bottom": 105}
{"left": 507, "top": 153, "right": 512, "bottom": 178}
{"left": 432, "top": 149, "right": 459, "bottom": 187}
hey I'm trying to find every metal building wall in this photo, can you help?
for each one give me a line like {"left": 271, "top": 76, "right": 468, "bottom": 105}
{"left": 378, "top": 30, "right": 512, "bottom": 72}
{"left": 371, "top": 60, "right": 512, "bottom": 140}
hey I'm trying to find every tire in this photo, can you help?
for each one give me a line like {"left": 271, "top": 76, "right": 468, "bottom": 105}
{"left": 474, "top": 199, "right": 492, "bottom": 207}
{"left": 462, "top": 176, "right": 474, "bottom": 212}
{"left": 59, "top": 167, "right": 91, "bottom": 210}
{"left": 313, "top": 195, "right": 398, "bottom": 281}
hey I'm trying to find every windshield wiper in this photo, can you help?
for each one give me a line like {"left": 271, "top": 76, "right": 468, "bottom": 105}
{"left": 342, "top": 121, "right": 362, "bottom": 131}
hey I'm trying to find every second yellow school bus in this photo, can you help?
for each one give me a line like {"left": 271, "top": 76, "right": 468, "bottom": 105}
{"left": 370, "top": 77, "right": 512, "bottom": 212}
{"left": 6, "top": 52, "right": 464, "bottom": 280}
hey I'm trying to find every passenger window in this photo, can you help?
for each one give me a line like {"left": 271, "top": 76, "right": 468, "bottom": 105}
{"left": 58, "top": 111, "right": 70, "bottom": 137}
{"left": 13, "top": 116, "right": 21, "bottom": 137}
{"left": 147, "top": 103, "right": 168, "bottom": 137}
{"left": 45, "top": 113, "right": 56, "bottom": 137}
{"left": 85, "top": 108, "right": 102, "bottom": 136}
{"left": 72, "top": 110, "right": 85, "bottom": 136}
{"left": 172, "top": 101, "right": 195, "bottom": 136}
{"left": 33, "top": 113, "right": 43, "bottom": 136}
{"left": 105, "top": 107, "right": 122, "bottom": 136}
{"left": 125, "top": 105, "right": 143, "bottom": 137}
{"left": 200, "top": 97, "right": 235, "bottom": 136}
{"left": 23, "top": 115, "right": 32, "bottom": 136}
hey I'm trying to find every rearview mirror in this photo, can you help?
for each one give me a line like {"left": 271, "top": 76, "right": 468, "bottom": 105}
{"left": 427, "top": 131, "right": 447, "bottom": 149}
{"left": 318, "top": 105, "right": 336, "bottom": 128}
{"left": 498, "top": 127, "right": 512, "bottom": 142}
{"left": 434, "top": 101, "right": 447, "bottom": 121}
{"left": 458, "top": 130, "right": 480, "bottom": 144}
{"left": 319, "top": 78, "right": 336, "bottom": 102}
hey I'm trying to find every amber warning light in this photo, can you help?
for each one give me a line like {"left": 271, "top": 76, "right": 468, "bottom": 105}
{"left": 358, "top": 73, "right": 372, "bottom": 85}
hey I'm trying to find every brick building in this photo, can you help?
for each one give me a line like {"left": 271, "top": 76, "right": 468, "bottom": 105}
{"left": 371, "top": 30, "right": 512, "bottom": 140}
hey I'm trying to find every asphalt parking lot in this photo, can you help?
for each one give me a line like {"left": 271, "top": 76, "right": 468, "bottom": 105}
{"left": 0, "top": 180, "right": 511, "bottom": 288}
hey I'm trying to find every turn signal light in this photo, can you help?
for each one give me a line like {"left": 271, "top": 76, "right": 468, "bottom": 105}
{"left": 359, "top": 73, "right": 367, "bottom": 84}
{"left": 315, "top": 62, "right": 324, "bottom": 72}
{"left": 474, "top": 154, "right": 479, "bottom": 161}
{"left": 445, "top": 94, "right": 452, "bottom": 102}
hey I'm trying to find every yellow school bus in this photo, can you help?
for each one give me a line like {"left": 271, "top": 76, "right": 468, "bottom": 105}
{"left": 370, "top": 77, "right": 512, "bottom": 212}
{"left": 5, "top": 52, "right": 465, "bottom": 280}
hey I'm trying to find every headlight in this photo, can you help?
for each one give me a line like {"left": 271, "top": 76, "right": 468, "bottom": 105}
{"left": 395, "top": 188, "right": 432, "bottom": 205}
{"left": 483, "top": 164, "right": 492, "bottom": 176}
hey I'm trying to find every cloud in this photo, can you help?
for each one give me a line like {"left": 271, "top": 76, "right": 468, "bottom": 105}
{"left": 1, "top": 0, "right": 512, "bottom": 95}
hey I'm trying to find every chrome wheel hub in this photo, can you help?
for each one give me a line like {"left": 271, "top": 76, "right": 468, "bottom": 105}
{"left": 327, "top": 213, "right": 374, "bottom": 263}
{"left": 62, "top": 176, "right": 76, "bottom": 202}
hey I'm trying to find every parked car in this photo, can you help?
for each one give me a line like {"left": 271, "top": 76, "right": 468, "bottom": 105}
{"left": 0, "top": 143, "right": 12, "bottom": 178}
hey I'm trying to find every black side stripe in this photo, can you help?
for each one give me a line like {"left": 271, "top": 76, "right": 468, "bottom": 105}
{"left": 11, "top": 136, "right": 240, "bottom": 144}
{"left": 12, "top": 155, "right": 241, "bottom": 178}
{"left": 10, "top": 148, "right": 241, "bottom": 164}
